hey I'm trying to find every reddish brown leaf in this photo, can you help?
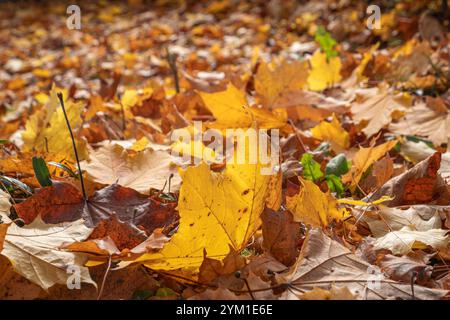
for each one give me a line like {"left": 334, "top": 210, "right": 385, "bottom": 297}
{"left": 261, "top": 207, "right": 301, "bottom": 266}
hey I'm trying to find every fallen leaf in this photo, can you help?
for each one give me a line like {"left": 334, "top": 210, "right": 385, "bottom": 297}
{"left": 369, "top": 153, "right": 449, "bottom": 206}
{"left": 278, "top": 228, "right": 447, "bottom": 300}
{"left": 198, "top": 248, "right": 246, "bottom": 284}
{"left": 261, "top": 207, "right": 300, "bottom": 266}
{"left": 14, "top": 182, "right": 177, "bottom": 235}
{"left": 361, "top": 205, "right": 444, "bottom": 237}
{"left": 343, "top": 139, "right": 397, "bottom": 190}
{"left": 1, "top": 217, "right": 96, "bottom": 291}
{"left": 298, "top": 286, "right": 356, "bottom": 300}
{"left": 286, "top": 177, "right": 348, "bottom": 228}
{"left": 199, "top": 84, "right": 286, "bottom": 129}
{"left": 22, "top": 86, "right": 87, "bottom": 160}
{"left": 307, "top": 50, "right": 342, "bottom": 91}
{"left": 311, "top": 114, "right": 350, "bottom": 152}
{"left": 359, "top": 156, "right": 394, "bottom": 193}
{"left": 390, "top": 102, "right": 449, "bottom": 146}
{"left": 399, "top": 139, "right": 450, "bottom": 181}
{"left": 0, "top": 190, "right": 12, "bottom": 252}
{"left": 351, "top": 84, "right": 409, "bottom": 138}
{"left": 254, "top": 60, "right": 309, "bottom": 109}
{"left": 373, "top": 226, "right": 449, "bottom": 255}
{"left": 137, "top": 160, "right": 272, "bottom": 273}
{"left": 83, "top": 143, "right": 181, "bottom": 194}
{"left": 378, "top": 253, "right": 433, "bottom": 285}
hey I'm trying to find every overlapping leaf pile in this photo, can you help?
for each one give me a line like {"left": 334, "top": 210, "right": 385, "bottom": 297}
{"left": 0, "top": 0, "right": 449, "bottom": 300}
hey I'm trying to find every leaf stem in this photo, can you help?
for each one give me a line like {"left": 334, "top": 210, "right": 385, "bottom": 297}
{"left": 57, "top": 92, "right": 87, "bottom": 200}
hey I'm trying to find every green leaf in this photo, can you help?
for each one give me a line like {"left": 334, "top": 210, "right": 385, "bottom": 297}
{"left": 32, "top": 156, "right": 52, "bottom": 187}
{"left": 301, "top": 153, "right": 324, "bottom": 182}
{"left": 315, "top": 26, "right": 338, "bottom": 59}
{"left": 0, "top": 139, "right": 8, "bottom": 144}
{"left": 326, "top": 174, "right": 344, "bottom": 197}
{"left": 325, "top": 153, "right": 349, "bottom": 177}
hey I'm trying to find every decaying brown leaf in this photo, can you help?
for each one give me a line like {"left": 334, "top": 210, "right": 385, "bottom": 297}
{"left": 277, "top": 228, "right": 448, "bottom": 300}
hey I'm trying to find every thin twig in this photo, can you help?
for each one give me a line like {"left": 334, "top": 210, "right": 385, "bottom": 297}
{"left": 117, "top": 93, "right": 126, "bottom": 133}
{"left": 243, "top": 278, "right": 256, "bottom": 300}
{"left": 57, "top": 93, "right": 87, "bottom": 200}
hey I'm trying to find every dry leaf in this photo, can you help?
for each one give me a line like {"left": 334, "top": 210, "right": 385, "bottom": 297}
{"left": 261, "top": 207, "right": 300, "bottom": 266}
{"left": 83, "top": 143, "right": 181, "bottom": 193}
{"left": 361, "top": 205, "right": 444, "bottom": 237}
{"left": 307, "top": 50, "right": 342, "bottom": 91}
{"left": 298, "top": 286, "right": 356, "bottom": 300}
{"left": 0, "top": 190, "right": 12, "bottom": 252}
{"left": 22, "top": 86, "right": 87, "bottom": 160}
{"left": 390, "top": 102, "right": 449, "bottom": 146}
{"left": 286, "top": 178, "right": 348, "bottom": 228}
{"left": 343, "top": 140, "right": 397, "bottom": 190}
{"left": 199, "top": 83, "right": 286, "bottom": 129}
{"left": 369, "top": 152, "right": 449, "bottom": 206}
{"left": 255, "top": 60, "right": 309, "bottom": 109}
{"left": 1, "top": 217, "right": 96, "bottom": 291}
{"left": 311, "top": 114, "right": 350, "bottom": 152}
{"left": 278, "top": 228, "right": 447, "bottom": 300}
{"left": 373, "top": 226, "right": 449, "bottom": 255}
{"left": 351, "top": 84, "right": 409, "bottom": 138}
{"left": 137, "top": 160, "right": 272, "bottom": 273}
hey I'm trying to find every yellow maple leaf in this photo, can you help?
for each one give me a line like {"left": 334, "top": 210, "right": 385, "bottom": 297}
{"left": 343, "top": 140, "right": 397, "bottom": 190}
{"left": 311, "top": 114, "right": 349, "bottom": 152}
{"left": 307, "top": 50, "right": 342, "bottom": 91}
{"left": 255, "top": 60, "right": 309, "bottom": 109}
{"left": 22, "top": 86, "right": 87, "bottom": 160}
{"left": 199, "top": 84, "right": 286, "bottom": 129}
{"left": 137, "top": 160, "right": 273, "bottom": 273}
{"left": 286, "top": 178, "right": 348, "bottom": 228}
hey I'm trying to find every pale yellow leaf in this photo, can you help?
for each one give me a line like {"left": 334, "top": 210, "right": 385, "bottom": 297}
{"left": 373, "top": 226, "right": 449, "bottom": 255}
{"left": 83, "top": 143, "right": 181, "bottom": 194}
{"left": 1, "top": 217, "right": 95, "bottom": 291}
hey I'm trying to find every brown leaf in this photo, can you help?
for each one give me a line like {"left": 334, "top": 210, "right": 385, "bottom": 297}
{"left": 261, "top": 207, "right": 300, "bottom": 266}
{"left": 378, "top": 253, "right": 433, "bottom": 285}
{"left": 198, "top": 247, "right": 246, "bottom": 285}
{"left": 14, "top": 182, "right": 178, "bottom": 234}
{"left": 360, "top": 156, "right": 394, "bottom": 194}
{"left": 278, "top": 228, "right": 447, "bottom": 300}
{"left": 390, "top": 102, "right": 449, "bottom": 146}
{"left": 369, "top": 153, "right": 449, "bottom": 206}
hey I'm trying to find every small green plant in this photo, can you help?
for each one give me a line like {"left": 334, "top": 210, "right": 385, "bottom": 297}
{"left": 315, "top": 26, "right": 338, "bottom": 59}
